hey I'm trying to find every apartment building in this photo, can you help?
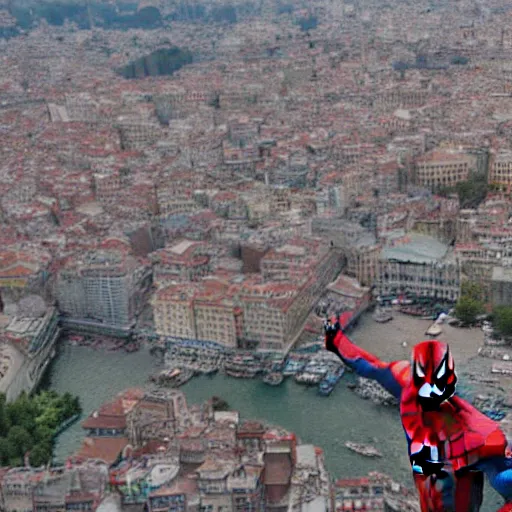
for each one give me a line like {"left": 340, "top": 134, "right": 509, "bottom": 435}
{"left": 151, "top": 240, "right": 210, "bottom": 284}
{"left": 153, "top": 280, "right": 238, "bottom": 348}
{"left": 491, "top": 266, "right": 512, "bottom": 307}
{"left": 0, "top": 249, "right": 52, "bottom": 310}
{"left": 153, "top": 284, "right": 197, "bottom": 340}
{"left": 377, "top": 234, "right": 460, "bottom": 301}
{"left": 240, "top": 281, "right": 297, "bottom": 351}
{"left": 260, "top": 238, "right": 327, "bottom": 282}
{"left": 414, "top": 150, "right": 475, "bottom": 190}
{"left": 488, "top": 150, "right": 512, "bottom": 191}
{"left": 374, "top": 89, "right": 428, "bottom": 110}
{"left": 57, "top": 242, "right": 152, "bottom": 335}
{"left": 454, "top": 243, "right": 512, "bottom": 301}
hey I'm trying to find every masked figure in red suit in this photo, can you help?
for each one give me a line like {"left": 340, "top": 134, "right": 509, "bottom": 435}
{"left": 324, "top": 314, "right": 512, "bottom": 512}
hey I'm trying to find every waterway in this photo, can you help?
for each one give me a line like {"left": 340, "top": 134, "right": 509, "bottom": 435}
{"left": 45, "top": 313, "right": 505, "bottom": 511}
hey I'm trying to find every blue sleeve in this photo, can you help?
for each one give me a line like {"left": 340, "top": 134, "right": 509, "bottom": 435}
{"left": 477, "top": 456, "right": 512, "bottom": 502}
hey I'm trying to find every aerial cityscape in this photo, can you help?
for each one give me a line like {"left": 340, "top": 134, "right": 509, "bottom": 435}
{"left": 0, "top": 0, "right": 511, "bottom": 509}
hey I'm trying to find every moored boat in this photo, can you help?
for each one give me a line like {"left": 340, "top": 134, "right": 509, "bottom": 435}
{"left": 295, "top": 371, "right": 323, "bottom": 385}
{"left": 283, "top": 359, "right": 305, "bottom": 376}
{"left": 263, "top": 372, "right": 284, "bottom": 386}
{"left": 425, "top": 323, "right": 442, "bottom": 337}
{"left": 344, "top": 441, "right": 383, "bottom": 458}
{"left": 150, "top": 367, "right": 195, "bottom": 387}
{"left": 318, "top": 366, "right": 345, "bottom": 396}
{"left": 372, "top": 307, "right": 393, "bottom": 323}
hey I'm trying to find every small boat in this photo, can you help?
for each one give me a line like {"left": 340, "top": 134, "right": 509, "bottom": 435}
{"left": 318, "top": 366, "right": 345, "bottom": 396}
{"left": 426, "top": 323, "right": 442, "bottom": 337}
{"left": 263, "top": 372, "right": 284, "bottom": 386}
{"left": 372, "top": 307, "right": 393, "bottom": 323}
{"left": 151, "top": 368, "right": 195, "bottom": 387}
{"left": 344, "top": 441, "right": 383, "bottom": 458}
{"left": 295, "top": 372, "right": 323, "bottom": 385}
{"left": 225, "top": 367, "right": 259, "bottom": 378}
{"left": 283, "top": 359, "right": 305, "bottom": 376}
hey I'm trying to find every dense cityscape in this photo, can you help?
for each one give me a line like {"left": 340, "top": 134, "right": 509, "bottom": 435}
{"left": 0, "top": 0, "right": 511, "bottom": 509}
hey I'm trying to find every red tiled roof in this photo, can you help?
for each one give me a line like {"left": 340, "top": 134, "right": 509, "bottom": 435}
{"left": 82, "top": 414, "right": 126, "bottom": 430}
{"left": 263, "top": 453, "right": 292, "bottom": 485}
{"left": 76, "top": 437, "right": 129, "bottom": 465}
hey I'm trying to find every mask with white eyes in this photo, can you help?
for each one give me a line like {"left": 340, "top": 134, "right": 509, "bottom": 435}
{"left": 411, "top": 340, "right": 457, "bottom": 410}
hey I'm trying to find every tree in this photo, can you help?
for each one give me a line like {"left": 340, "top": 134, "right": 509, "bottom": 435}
{"left": 0, "top": 393, "right": 10, "bottom": 437}
{"left": 7, "top": 392, "right": 36, "bottom": 434}
{"left": 455, "top": 295, "right": 484, "bottom": 325}
{"left": 29, "top": 442, "right": 52, "bottom": 467}
{"left": 460, "top": 281, "right": 485, "bottom": 302}
{"left": 0, "top": 437, "right": 10, "bottom": 465}
{"left": 493, "top": 306, "right": 512, "bottom": 338}
{"left": 34, "top": 424, "right": 54, "bottom": 444}
{"left": 7, "top": 425, "right": 33, "bottom": 460}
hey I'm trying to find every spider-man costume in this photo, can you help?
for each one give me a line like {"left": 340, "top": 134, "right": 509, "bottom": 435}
{"left": 324, "top": 313, "right": 512, "bottom": 512}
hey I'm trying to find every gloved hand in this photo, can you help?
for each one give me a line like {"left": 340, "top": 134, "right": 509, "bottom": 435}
{"left": 323, "top": 317, "right": 341, "bottom": 353}
{"left": 410, "top": 445, "right": 445, "bottom": 477}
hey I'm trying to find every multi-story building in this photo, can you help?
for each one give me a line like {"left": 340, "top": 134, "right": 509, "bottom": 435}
{"left": 126, "top": 389, "right": 190, "bottom": 446}
{"left": 32, "top": 465, "right": 108, "bottom": 512}
{"left": 262, "top": 429, "right": 296, "bottom": 510}
{"left": 345, "top": 243, "right": 381, "bottom": 287}
{"left": 117, "top": 119, "right": 161, "bottom": 150}
{"left": 260, "top": 238, "right": 328, "bottom": 282}
{"left": 2, "top": 463, "right": 109, "bottom": 512}
{"left": 57, "top": 241, "right": 152, "bottom": 336}
{"left": 488, "top": 150, "right": 512, "bottom": 191}
{"left": 414, "top": 150, "right": 476, "bottom": 190}
{"left": 377, "top": 234, "right": 460, "bottom": 301}
{"left": 157, "top": 194, "right": 199, "bottom": 220}
{"left": 0, "top": 305, "right": 60, "bottom": 402}
{"left": 195, "top": 456, "right": 237, "bottom": 511}
{"left": 194, "top": 293, "right": 238, "bottom": 349}
{"left": 455, "top": 243, "right": 512, "bottom": 301}
{"left": 374, "top": 89, "right": 428, "bottom": 110}
{"left": 151, "top": 240, "right": 211, "bottom": 284}
{"left": 153, "top": 279, "right": 238, "bottom": 348}
{"left": 147, "top": 479, "right": 200, "bottom": 512}
{"left": 153, "top": 284, "right": 197, "bottom": 340}
{"left": 93, "top": 171, "right": 122, "bottom": 203}
{"left": 491, "top": 265, "right": 512, "bottom": 307}
{"left": 240, "top": 267, "right": 341, "bottom": 352}
{"left": 154, "top": 238, "right": 342, "bottom": 351}
{"left": 2, "top": 468, "right": 36, "bottom": 512}
{"left": 228, "top": 465, "right": 264, "bottom": 512}
{"left": 0, "top": 249, "right": 52, "bottom": 311}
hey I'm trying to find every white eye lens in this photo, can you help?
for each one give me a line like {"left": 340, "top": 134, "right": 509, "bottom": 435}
{"left": 437, "top": 361, "right": 446, "bottom": 379}
{"left": 416, "top": 364, "right": 425, "bottom": 378}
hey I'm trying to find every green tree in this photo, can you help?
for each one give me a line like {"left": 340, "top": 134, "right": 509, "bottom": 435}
{"left": 34, "top": 424, "right": 54, "bottom": 444}
{"left": 455, "top": 295, "right": 484, "bottom": 325}
{"left": 460, "top": 281, "right": 485, "bottom": 302}
{"left": 0, "top": 393, "right": 10, "bottom": 437}
{"left": 0, "top": 437, "right": 10, "bottom": 465}
{"left": 6, "top": 392, "right": 36, "bottom": 434}
{"left": 7, "top": 425, "right": 33, "bottom": 459}
{"left": 493, "top": 305, "right": 512, "bottom": 337}
{"left": 29, "top": 443, "right": 52, "bottom": 467}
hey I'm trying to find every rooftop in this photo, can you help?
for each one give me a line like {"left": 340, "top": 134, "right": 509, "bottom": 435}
{"left": 381, "top": 234, "right": 449, "bottom": 264}
{"left": 169, "top": 239, "right": 197, "bottom": 255}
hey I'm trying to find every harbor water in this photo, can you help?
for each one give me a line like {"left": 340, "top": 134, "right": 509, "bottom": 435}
{"left": 45, "top": 313, "right": 504, "bottom": 511}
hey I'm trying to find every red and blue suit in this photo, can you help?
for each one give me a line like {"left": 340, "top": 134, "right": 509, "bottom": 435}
{"left": 324, "top": 314, "right": 512, "bottom": 512}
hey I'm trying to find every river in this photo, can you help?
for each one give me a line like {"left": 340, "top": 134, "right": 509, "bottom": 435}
{"left": 45, "top": 313, "right": 504, "bottom": 511}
